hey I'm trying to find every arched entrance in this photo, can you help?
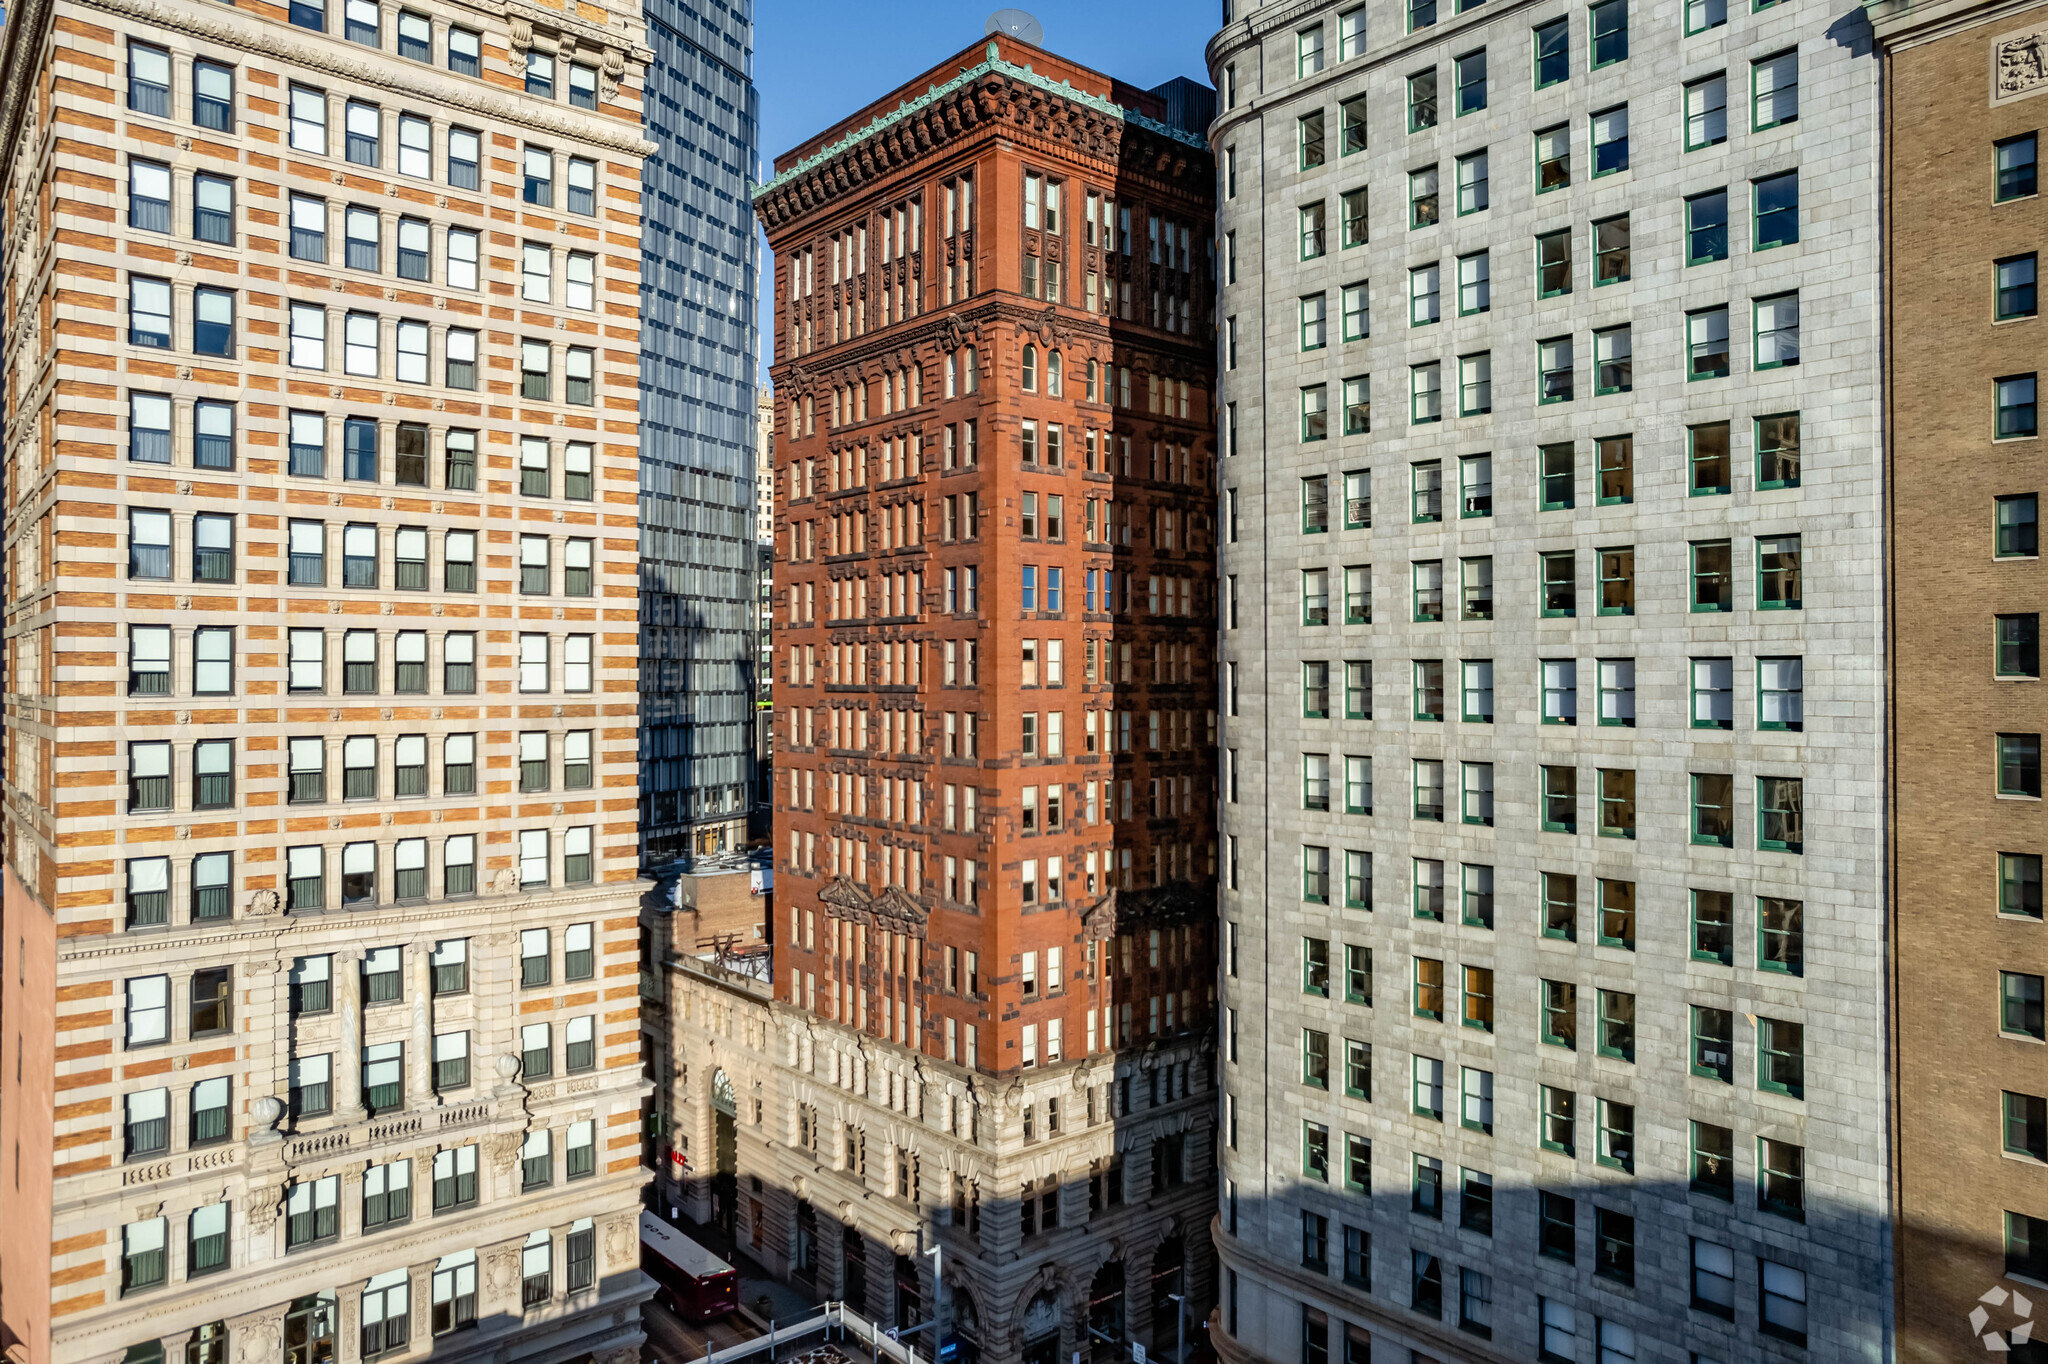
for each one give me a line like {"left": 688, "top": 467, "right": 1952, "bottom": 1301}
{"left": 710, "top": 1069, "right": 738, "bottom": 1239}
{"left": 1021, "top": 1290, "right": 1062, "bottom": 1364}
{"left": 947, "top": 1286, "right": 982, "bottom": 1364}
{"left": 1150, "top": 1232, "right": 1185, "bottom": 1357}
{"left": 1088, "top": 1262, "right": 1126, "bottom": 1362}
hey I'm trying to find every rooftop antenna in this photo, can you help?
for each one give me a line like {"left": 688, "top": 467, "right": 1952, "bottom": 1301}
{"left": 986, "top": 8, "right": 1044, "bottom": 46}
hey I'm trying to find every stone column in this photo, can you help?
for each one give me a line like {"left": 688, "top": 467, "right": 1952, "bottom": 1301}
{"left": 333, "top": 946, "right": 366, "bottom": 1124}
{"left": 336, "top": 1277, "right": 370, "bottom": 1364}
{"left": 407, "top": 938, "right": 434, "bottom": 1108}
{"left": 171, "top": 396, "right": 195, "bottom": 470}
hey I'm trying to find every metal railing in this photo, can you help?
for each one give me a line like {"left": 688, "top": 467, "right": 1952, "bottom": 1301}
{"left": 701, "top": 1303, "right": 918, "bottom": 1364}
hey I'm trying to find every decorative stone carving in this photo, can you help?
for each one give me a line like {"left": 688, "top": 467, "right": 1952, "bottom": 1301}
{"left": 489, "top": 867, "right": 519, "bottom": 896}
{"left": 483, "top": 1243, "right": 520, "bottom": 1301}
{"left": 1997, "top": 27, "right": 2048, "bottom": 102}
{"left": 246, "top": 888, "right": 281, "bottom": 916}
{"left": 603, "top": 1213, "right": 636, "bottom": 1267}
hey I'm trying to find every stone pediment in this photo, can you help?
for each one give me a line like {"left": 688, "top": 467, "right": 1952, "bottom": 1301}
{"left": 816, "top": 878, "right": 929, "bottom": 938}
{"left": 818, "top": 877, "right": 873, "bottom": 915}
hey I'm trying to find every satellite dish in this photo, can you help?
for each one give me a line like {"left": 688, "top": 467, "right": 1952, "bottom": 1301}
{"left": 986, "top": 8, "right": 1044, "bottom": 46}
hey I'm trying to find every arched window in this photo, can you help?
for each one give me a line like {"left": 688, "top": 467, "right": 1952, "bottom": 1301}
{"left": 1021, "top": 1290, "right": 1061, "bottom": 1364}
{"left": 1022, "top": 344, "right": 1039, "bottom": 392}
{"left": 1088, "top": 1264, "right": 1125, "bottom": 1361}
{"left": 1048, "top": 351, "right": 1064, "bottom": 397}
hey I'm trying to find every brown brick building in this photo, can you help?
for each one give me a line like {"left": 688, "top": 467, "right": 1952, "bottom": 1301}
{"left": 1876, "top": 0, "right": 2048, "bottom": 1356}
{"left": 657, "top": 33, "right": 1223, "bottom": 1364}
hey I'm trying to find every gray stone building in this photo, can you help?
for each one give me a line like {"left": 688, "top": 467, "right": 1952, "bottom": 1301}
{"left": 1206, "top": 0, "right": 1889, "bottom": 1360}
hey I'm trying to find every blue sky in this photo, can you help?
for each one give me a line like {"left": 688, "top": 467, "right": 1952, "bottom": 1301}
{"left": 750, "top": 0, "right": 1214, "bottom": 373}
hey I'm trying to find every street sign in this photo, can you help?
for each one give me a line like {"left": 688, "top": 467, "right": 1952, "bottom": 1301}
{"left": 1133, "top": 1345, "right": 1147, "bottom": 1364}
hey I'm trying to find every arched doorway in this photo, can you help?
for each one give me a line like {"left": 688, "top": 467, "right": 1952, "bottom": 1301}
{"left": 946, "top": 1286, "right": 982, "bottom": 1364}
{"left": 1088, "top": 1262, "right": 1126, "bottom": 1362}
{"left": 1021, "top": 1290, "right": 1061, "bottom": 1364}
{"left": 1150, "top": 1232, "right": 1185, "bottom": 1358}
{"left": 710, "top": 1069, "right": 738, "bottom": 1240}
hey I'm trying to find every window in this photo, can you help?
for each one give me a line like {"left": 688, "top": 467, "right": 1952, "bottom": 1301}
{"left": 1994, "top": 254, "right": 2042, "bottom": 324}
{"left": 128, "top": 739, "right": 172, "bottom": 812}
{"left": 1594, "top": 1207, "right": 1635, "bottom": 1285}
{"left": 1409, "top": 263, "right": 1441, "bottom": 326}
{"left": 524, "top": 146, "right": 554, "bottom": 206}
{"left": 1998, "top": 133, "right": 2039, "bottom": 201}
{"left": 127, "top": 41, "right": 171, "bottom": 114}
{"left": 193, "top": 58, "right": 234, "bottom": 131}
{"left": 1688, "top": 306, "right": 1731, "bottom": 379}
{"left": 1534, "top": 18, "right": 1568, "bottom": 87}
{"left": 1299, "top": 112, "right": 1326, "bottom": 170}
{"left": 1300, "top": 201, "right": 1327, "bottom": 259}
{"left": 2000, "top": 375, "right": 2040, "bottom": 439}
{"left": 1591, "top": 105, "right": 1628, "bottom": 175}
{"left": 1755, "top": 171, "right": 1800, "bottom": 250}
{"left": 362, "top": 1041, "right": 404, "bottom": 1110}
{"left": 2006, "top": 853, "right": 2045, "bottom": 919}
{"left": 1409, "top": 69, "right": 1438, "bottom": 131}
{"left": 1412, "top": 1055, "right": 1444, "bottom": 1120}
{"left": 1686, "top": 74, "right": 1728, "bottom": 149}
{"left": 1688, "top": 0, "right": 1727, "bottom": 30}
{"left": 432, "top": 1253, "right": 478, "bottom": 1335}
{"left": 2002, "top": 614, "right": 2043, "bottom": 680}
{"left": 569, "top": 157, "right": 597, "bottom": 215}
{"left": 432, "top": 1146, "right": 478, "bottom": 1212}
{"left": 188, "top": 286, "right": 234, "bottom": 358}
{"left": 1410, "top": 165, "right": 1440, "bottom": 228}
{"left": 127, "top": 275, "right": 171, "bottom": 350}
{"left": 1541, "top": 765, "right": 1578, "bottom": 836}
{"left": 287, "top": 1175, "right": 340, "bottom": 1249}
{"left": 288, "top": 84, "right": 327, "bottom": 152}
{"left": 448, "top": 127, "right": 481, "bottom": 191}
{"left": 343, "top": 311, "right": 378, "bottom": 376}
{"left": 122, "top": 1217, "right": 168, "bottom": 1295}
{"left": 1410, "top": 363, "right": 1442, "bottom": 424}
{"left": 1584, "top": 0, "right": 1626, "bottom": 63}
{"left": 1688, "top": 188, "right": 1730, "bottom": 264}
{"left": 1760, "top": 1260, "right": 1808, "bottom": 1346}
{"left": 1599, "top": 877, "right": 1635, "bottom": 949}
{"left": 344, "top": 100, "right": 380, "bottom": 166}
{"left": 1598, "top": 548, "right": 1634, "bottom": 616}
{"left": 1541, "top": 1087, "right": 1576, "bottom": 1155}
{"left": 1537, "top": 124, "right": 1572, "bottom": 194}
{"left": 1758, "top": 533, "right": 1802, "bottom": 608}
{"left": 1753, "top": 51, "right": 1798, "bottom": 129}
{"left": 1594, "top": 327, "right": 1631, "bottom": 393}
{"left": 1757, "top": 1015, "right": 1806, "bottom": 1096}
{"left": 1452, "top": 154, "right": 1489, "bottom": 220}
{"left": 1298, "top": 24, "right": 1326, "bottom": 76}
{"left": 1455, "top": 49, "right": 1488, "bottom": 114}
{"left": 1459, "top": 352, "right": 1491, "bottom": 414}
{"left": 129, "top": 159, "right": 171, "bottom": 233}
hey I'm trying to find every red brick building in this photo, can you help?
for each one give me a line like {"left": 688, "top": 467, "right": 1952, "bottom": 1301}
{"left": 756, "top": 35, "right": 1220, "bottom": 1088}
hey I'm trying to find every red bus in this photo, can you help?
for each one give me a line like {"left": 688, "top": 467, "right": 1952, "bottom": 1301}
{"left": 640, "top": 1212, "right": 740, "bottom": 1321}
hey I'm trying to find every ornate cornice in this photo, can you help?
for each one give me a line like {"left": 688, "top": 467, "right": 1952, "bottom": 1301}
{"left": 1, "top": 0, "right": 657, "bottom": 165}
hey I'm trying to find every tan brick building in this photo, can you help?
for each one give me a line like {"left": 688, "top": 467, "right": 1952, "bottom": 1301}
{"left": 0, "top": 0, "right": 659, "bottom": 1356}
{"left": 1876, "top": 0, "right": 2048, "bottom": 1357}
{"left": 643, "top": 33, "right": 1225, "bottom": 1364}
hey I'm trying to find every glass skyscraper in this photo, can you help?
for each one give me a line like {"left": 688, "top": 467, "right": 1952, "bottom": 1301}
{"left": 638, "top": 0, "right": 760, "bottom": 862}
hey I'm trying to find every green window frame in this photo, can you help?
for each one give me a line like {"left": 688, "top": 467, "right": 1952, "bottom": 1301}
{"left": 1598, "top": 1100, "right": 1634, "bottom": 1173}
{"left": 1340, "top": 188, "right": 1369, "bottom": 247}
{"left": 1757, "top": 534, "right": 1801, "bottom": 609}
{"left": 1541, "top": 551, "right": 1576, "bottom": 616}
{"left": 1412, "top": 1056, "right": 1443, "bottom": 1121}
{"left": 1757, "top": 775, "right": 1803, "bottom": 852}
{"left": 1757, "top": 1016, "right": 1804, "bottom": 1097}
{"left": 1691, "top": 772, "right": 1734, "bottom": 847}
{"left": 1461, "top": 764, "right": 1494, "bottom": 828}
{"left": 1692, "top": 889, "right": 1734, "bottom": 964}
{"left": 1691, "top": 656, "right": 1734, "bottom": 730}
{"left": 1759, "top": 895, "right": 1803, "bottom": 975}
{"left": 1684, "top": 74, "right": 1727, "bottom": 150}
{"left": 1344, "top": 660, "right": 1371, "bottom": 718}
{"left": 1539, "top": 1087, "right": 1575, "bottom": 1156}
{"left": 1461, "top": 967, "right": 1493, "bottom": 1031}
{"left": 1688, "top": 306, "right": 1730, "bottom": 379}
{"left": 1344, "top": 1129, "right": 1372, "bottom": 1188}
{"left": 1302, "top": 936, "right": 1331, "bottom": 995}
{"left": 1997, "top": 614, "right": 2040, "bottom": 678}
{"left": 1540, "top": 442, "right": 1574, "bottom": 508}
{"left": 1536, "top": 228, "right": 1571, "bottom": 296}
{"left": 1343, "top": 942, "right": 1372, "bottom": 1000}
{"left": 1458, "top": 351, "right": 1492, "bottom": 415}
{"left": 1413, "top": 956, "right": 1444, "bottom": 1020}
{"left": 1460, "top": 455, "right": 1492, "bottom": 519}
{"left": 1304, "top": 840, "right": 1332, "bottom": 898}
{"left": 1692, "top": 1121, "right": 1735, "bottom": 1200}
{"left": 2005, "top": 971, "right": 2048, "bottom": 1038}
{"left": 1535, "top": 124, "right": 1570, "bottom": 192}
{"left": 1751, "top": 50, "right": 1797, "bottom": 131}
{"left": 1596, "top": 547, "right": 1634, "bottom": 617}
{"left": 1998, "top": 494, "right": 2040, "bottom": 558}
{"left": 1342, "top": 471, "right": 1371, "bottom": 527}
{"left": 1541, "top": 659, "right": 1577, "bottom": 727}
{"left": 1413, "top": 856, "right": 1444, "bottom": 918}
{"left": 1533, "top": 17, "right": 1569, "bottom": 88}
{"left": 1412, "top": 560, "right": 1444, "bottom": 622}
{"left": 1304, "top": 756, "right": 1332, "bottom": 812}
{"left": 1759, "top": 656, "right": 1803, "bottom": 731}
{"left": 1298, "top": 110, "right": 1327, "bottom": 170}
{"left": 1590, "top": 105, "right": 1628, "bottom": 176}
{"left": 2001, "top": 852, "right": 2044, "bottom": 920}
{"left": 1597, "top": 768, "right": 1635, "bottom": 839}
{"left": 1454, "top": 48, "right": 1487, "bottom": 115}
{"left": 1344, "top": 755, "right": 1373, "bottom": 814}
{"left": 1456, "top": 151, "right": 1489, "bottom": 214}
{"left": 1302, "top": 568, "right": 1330, "bottom": 625}
{"left": 1300, "top": 201, "right": 1328, "bottom": 260}
{"left": 1340, "top": 97, "right": 1368, "bottom": 156}
{"left": 1301, "top": 475, "right": 1330, "bottom": 533}
{"left": 1685, "top": 188, "right": 1729, "bottom": 265}
{"left": 1691, "top": 1005, "right": 1733, "bottom": 1081}
{"left": 1301, "top": 384, "right": 1330, "bottom": 442}
{"left": 2001, "top": 733, "right": 2043, "bottom": 798}
{"left": 1302, "top": 1029, "right": 1330, "bottom": 1088}
{"left": 1597, "top": 877, "right": 1635, "bottom": 949}
{"left": 1686, "top": 0, "right": 1727, "bottom": 35}
{"left": 1409, "top": 0, "right": 1438, "bottom": 31}
{"left": 1457, "top": 251, "right": 1490, "bottom": 314}
{"left": 1410, "top": 165, "right": 1441, "bottom": 230}
{"left": 1593, "top": 214, "right": 1630, "bottom": 285}
{"left": 1589, "top": 0, "right": 1627, "bottom": 66}
{"left": 1303, "top": 660, "right": 1331, "bottom": 718}
{"left": 1344, "top": 566, "right": 1371, "bottom": 625}
{"left": 1300, "top": 293, "right": 1329, "bottom": 351}
{"left": 1408, "top": 68, "right": 1439, "bottom": 132}
{"left": 1298, "top": 24, "right": 1326, "bottom": 77}
{"left": 1303, "top": 1121, "right": 1330, "bottom": 1180}
{"left": 1538, "top": 337, "right": 1573, "bottom": 404}
{"left": 1756, "top": 412, "right": 1800, "bottom": 489}
{"left": 1540, "top": 764, "right": 1577, "bottom": 833}
{"left": 1541, "top": 979, "right": 1576, "bottom": 1048}
{"left": 1542, "top": 871, "right": 1576, "bottom": 940}
{"left": 1461, "top": 862, "right": 1493, "bottom": 925}
{"left": 1413, "top": 760, "right": 1444, "bottom": 823}
{"left": 1691, "top": 539, "right": 1733, "bottom": 612}
{"left": 1690, "top": 421, "right": 1731, "bottom": 495}
{"left": 1412, "top": 658, "right": 1444, "bottom": 721}
{"left": 1409, "top": 262, "right": 1441, "bottom": 325}
{"left": 1410, "top": 363, "right": 1442, "bottom": 424}
{"left": 1593, "top": 326, "right": 1631, "bottom": 394}
{"left": 1341, "top": 283, "right": 1369, "bottom": 340}
{"left": 2006, "top": 1091, "right": 2047, "bottom": 1160}
{"left": 1596, "top": 657, "right": 1634, "bottom": 727}
{"left": 1460, "top": 658, "right": 1494, "bottom": 721}
{"left": 1595, "top": 434, "right": 1632, "bottom": 503}
{"left": 1754, "top": 171, "right": 1799, "bottom": 250}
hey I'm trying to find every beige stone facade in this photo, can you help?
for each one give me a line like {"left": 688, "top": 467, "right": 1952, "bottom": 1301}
{"left": 0, "top": 0, "right": 658, "bottom": 1355}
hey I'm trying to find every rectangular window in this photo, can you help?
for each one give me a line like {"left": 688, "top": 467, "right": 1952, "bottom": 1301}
{"left": 1408, "top": 69, "right": 1438, "bottom": 131}
{"left": 1537, "top": 124, "right": 1570, "bottom": 191}
{"left": 1591, "top": 105, "right": 1628, "bottom": 175}
{"left": 1998, "top": 133, "right": 2039, "bottom": 201}
{"left": 2000, "top": 375, "right": 2040, "bottom": 439}
{"left": 1756, "top": 171, "right": 1800, "bottom": 250}
{"left": 1758, "top": 533, "right": 1803, "bottom": 608}
{"left": 1537, "top": 228, "right": 1571, "bottom": 296}
{"left": 1691, "top": 420, "right": 1731, "bottom": 494}
{"left": 1687, "top": 188, "right": 1730, "bottom": 264}
{"left": 1686, "top": 74, "right": 1728, "bottom": 149}
{"left": 1534, "top": 18, "right": 1568, "bottom": 87}
{"left": 1753, "top": 51, "right": 1799, "bottom": 129}
{"left": 1455, "top": 49, "right": 1487, "bottom": 115}
{"left": 1688, "top": 306, "right": 1731, "bottom": 379}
